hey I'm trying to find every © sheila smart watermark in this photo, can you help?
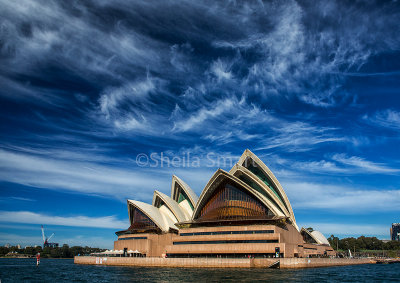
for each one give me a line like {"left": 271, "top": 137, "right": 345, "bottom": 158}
{"left": 135, "top": 152, "right": 245, "bottom": 168}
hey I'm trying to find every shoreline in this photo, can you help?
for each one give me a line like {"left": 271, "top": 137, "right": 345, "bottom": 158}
{"left": 74, "top": 256, "right": 377, "bottom": 269}
{"left": 0, "top": 257, "right": 73, "bottom": 259}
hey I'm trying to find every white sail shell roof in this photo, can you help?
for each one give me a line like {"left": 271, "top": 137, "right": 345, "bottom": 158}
{"left": 123, "top": 149, "right": 301, "bottom": 233}
{"left": 311, "top": 230, "right": 330, "bottom": 245}
{"left": 234, "top": 149, "right": 298, "bottom": 230}
{"left": 127, "top": 200, "right": 177, "bottom": 232}
{"left": 171, "top": 175, "right": 198, "bottom": 217}
{"left": 230, "top": 164, "right": 291, "bottom": 217}
{"left": 152, "top": 190, "right": 189, "bottom": 222}
{"left": 192, "top": 169, "right": 285, "bottom": 220}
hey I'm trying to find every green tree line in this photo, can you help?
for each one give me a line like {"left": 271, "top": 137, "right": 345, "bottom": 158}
{"left": 0, "top": 244, "right": 105, "bottom": 258}
{"left": 328, "top": 235, "right": 400, "bottom": 251}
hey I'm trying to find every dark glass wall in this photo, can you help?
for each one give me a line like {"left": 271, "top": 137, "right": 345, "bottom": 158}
{"left": 128, "top": 207, "right": 158, "bottom": 230}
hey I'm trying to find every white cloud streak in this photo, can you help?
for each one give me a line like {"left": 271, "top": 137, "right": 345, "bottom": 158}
{"left": 283, "top": 182, "right": 400, "bottom": 213}
{"left": 0, "top": 148, "right": 163, "bottom": 200}
{"left": 283, "top": 154, "right": 400, "bottom": 175}
{"left": 0, "top": 211, "right": 127, "bottom": 229}
{"left": 363, "top": 109, "right": 400, "bottom": 131}
{"left": 332, "top": 154, "right": 399, "bottom": 174}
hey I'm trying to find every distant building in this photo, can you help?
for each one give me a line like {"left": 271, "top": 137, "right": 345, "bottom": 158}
{"left": 391, "top": 223, "right": 400, "bottom": 241}
{"left": 17, "top": 244, "right": 21, "bottom": 249}
{"left": 4, "top": 243, "right": 10, "bottom": 248}
{"left": 44, "top": 242, "right": 59, "bottom": 248}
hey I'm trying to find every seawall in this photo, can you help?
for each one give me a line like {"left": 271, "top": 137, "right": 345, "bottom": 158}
{"left": 74, "top": 256, "right": 375, "bottom": 269}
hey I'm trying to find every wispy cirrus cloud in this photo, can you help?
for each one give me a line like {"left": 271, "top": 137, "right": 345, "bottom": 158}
{"left": 0, "top": 211, "right": 127, "bottom": 229}
{"left": 0, "top": 0, "right": 398, "bottom": 160}
{"left": 255, "top": 122, "right": 343, "bottom": 152}
{"left": 281, "top": 154, "right": 400, "bottom": 175}
{"left": 283, "top": 182, "right": 400, "bottom": 213}
{"left": 0, "top": 196, "right": 36, "bottom": 202}
{"left": 0, "top": 148, "right": 162, "bottom": 200}
{"left": 332, "top": 154, "right": 400, "bottom": 174}
{"left": 172, "top": 98, "right": 236, "bottom": 133}
{"left": 2, "top": 0, "right": 399, "bottom": 125}
{"left": 363, "top": 109, "right": 400, "bottom": 131}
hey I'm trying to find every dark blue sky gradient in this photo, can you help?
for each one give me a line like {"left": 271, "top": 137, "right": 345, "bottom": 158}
{"left": 0, "top": 0, "right": 400, "bottom": 248}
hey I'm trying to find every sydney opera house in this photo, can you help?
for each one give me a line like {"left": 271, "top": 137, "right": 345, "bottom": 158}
{"left": 114, "top": 149, "right": 335, "bottom": 258}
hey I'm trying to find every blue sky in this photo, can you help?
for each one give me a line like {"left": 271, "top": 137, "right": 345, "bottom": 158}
{"left": 0, "top": 0, "right": 400, "bottom": 249}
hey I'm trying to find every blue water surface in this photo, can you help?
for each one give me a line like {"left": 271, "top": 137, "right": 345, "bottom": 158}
{"left": 0, "top": 258, "right": 399, "bottom": 282}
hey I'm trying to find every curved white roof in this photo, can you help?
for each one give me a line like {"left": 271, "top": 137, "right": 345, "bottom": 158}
{"left": 152, "top": 190, "right": 189, "bottom": 222}
{"left": 234, "top": 149, "right": 298, "bottom": 230}
{"left": 127, "top": 200, "right": 177, "bottom": 232}
{"left": 122, "top": 149, "right": 302, "bottom": 233}
{"left": 300, "top": 228, "right": 330, "bottom": 246}
{"left": 171, "top": 175, "right": 198, "bottom": 215}
{"left": 230, "top": 164, "right": 290, "bottom": 217}
{"left": 311, "top": 230, "right": 330, "bottom": 245}
{"left": 192, "top": 169, "right": 285, "bottom": 220}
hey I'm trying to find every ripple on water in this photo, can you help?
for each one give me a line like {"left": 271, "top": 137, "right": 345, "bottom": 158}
{"left": 1, "top": 258, "right": 399, "bottom": 282}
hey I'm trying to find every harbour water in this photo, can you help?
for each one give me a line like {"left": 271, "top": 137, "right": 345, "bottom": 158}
{"left": 1, "top": 258, "right": 399, "bottom": 282}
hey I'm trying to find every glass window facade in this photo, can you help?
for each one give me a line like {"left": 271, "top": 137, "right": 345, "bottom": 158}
{"left": 179, "top": 230, "right": 274, "bottom": 236}
{"left": 154, "top": 196, "right": 164, "bottom": 208}
{"left": 175, "top": 183, "right": 194, "bottom": 210}
{"left": 243, "top": 158, "right": 289, "bottom": 212}
{"left": 128, "top": 207, "right": 159, "bottom": 231}
{"left": 197, "top": 182, "right": 273, "bottom": 222}
{"left": 166, "top": 253, "right": 280, "bottom": 258}
{"left": 301, "top": 230, "right": 317, "bottom": 244}
{"left": 237, "top": 174, "right": 284, "bottom": 215}
{"left": 119, "top": 237, "right": 148, "bottom": 240}
{"left": 173, "top": 239, "right": 279, "bottom": 245}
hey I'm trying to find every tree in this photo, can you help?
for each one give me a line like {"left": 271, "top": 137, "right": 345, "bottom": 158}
{"left": 0, "top": 246, "right": 9, "bottom": 256}
{"left": 50, "top": 248, "right": 61, "bottom": 258}
{"left": 328, "top": 235, "right": 339, "bottom": 250}
{"left": 61, "top": 244, "right": 71, "bottom": 258}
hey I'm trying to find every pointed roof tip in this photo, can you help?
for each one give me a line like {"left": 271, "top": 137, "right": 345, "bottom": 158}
{"left": 236, "top": 148, "right": 298, "bottom": 226}
{"left": 238, "top": 149, "right": 258, "bottom": 162}
{"left": 245, "top": 148, "right": 257, "bottom": 157}
{"left": 192, "top": 168, "right": 286, "bottom": 220}
{"left": 171, "top": 174, "right": 198, "bottom": 205}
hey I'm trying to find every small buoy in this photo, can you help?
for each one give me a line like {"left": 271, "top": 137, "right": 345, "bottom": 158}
{"left": 36, "top": 252, "right": 41, "bottom": 266}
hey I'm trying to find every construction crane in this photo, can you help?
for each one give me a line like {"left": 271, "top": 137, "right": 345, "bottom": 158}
{"left": 41, "top": 225, "right": 59, "bottom": 248}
